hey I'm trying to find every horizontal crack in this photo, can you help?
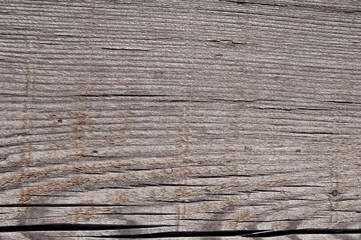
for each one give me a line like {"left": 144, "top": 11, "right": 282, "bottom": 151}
{"left": 0, "top": 224, "right": 170, "bottom": 232}
{"left": 323, "top": 100, "right": 361, "bottom": 105}
{"left": 101, "top": 47, "right": 150, "bottom": 51}
{"left": 220, "top": 0, "right": 361, "bottom": 14}
{"left": 96, "top": 230, "right": 262, "bottom": 238}
{"left": 288, "top": 131, "right": 337, "bottom": 135}
{"left": 97, "top": 228, "right": 361, "bottom": 238}
{"left": 2, "top": 225, "right": 361, "bottom": 238}
{"left": 220, "top": 0, "right": 285, "bottom": 7}
{"left": 247, "top": 229, "right": 361, "bottom": 238}
{"left": 76, "top": 94, "right": 168, "bottom": 98}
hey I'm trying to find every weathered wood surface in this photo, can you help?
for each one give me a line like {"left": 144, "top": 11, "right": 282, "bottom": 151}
{"left": 1, "top": 0, "right": 361, "bottom": 239}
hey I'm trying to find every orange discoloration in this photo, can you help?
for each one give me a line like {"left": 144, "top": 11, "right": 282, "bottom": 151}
{"left": 18, "top": 153, "right": 31, "bottom": 165}
{"left": 69, "top": 111, "right": 95, "bottom": 141}
{"left": 176, "top": 205, "right": 181, "bottom": 231}
{"left": 173, "top": 167, "right": 193, "bottom": 177}
{"left": 18, "top": 169, "right": 42, "bottom": 182}
{"left": 240, "top": 209, "right": 251, "bottom": 220}
{"left": 237, "top": 102, "right": 247, "bottom": 108}
{"left": 74, "top": 119, "right": 87, "bottom": 125}
{"left": 72, "top": 118, "right": 95, "bottom": 125}
{"left": 23, "top": 103, "right": 28, "bottom": 111}
{"left": 74, "top": 166, "right": 85, "bottom": 172}
{"left": 22, "top": 119, "right": 34, "bottom": 129}
{"left": 121, "top": 124, "right": 130, "bottom": 131}
{"left": 110, "top": 172, "right": 138, "bottom": 183}
{"left": 2, "top": 159, "right": 132, "bottom": 187}
{"left": 75, "top": 132, "right": 86, "bottom": 139}
{"left": 76, "top": 149, "right": 87, "bottom": 158}
{"left": 336, "top": 183, "right": 343, "bottom": 193}
{"left": 50, "top": 120, "right": 58, "bottom": 132}
{"left": 70, "top": 207, "right": 94, "bottom": 222}
{"left": 231, "top": 209, "right": 251, "bottom": 230}
{"left": 19, "top": 67, "right": 35, "bottom": 168}
{"left": 25, "top": 66, "right": 31, "bottom": 94}
{"left": 271, "top": 221, "right": 284, "bottom": 230}
{"left": 68, "top": 206, "right": 112, "bottom": 223}
{"left": 221, "top": 197, "right": 237, "bottom": 210}
{"left": 19, "top": 176, "right": 90, "bottom": 203}
{"left": 13, "top": 163, "right": 248, "bottom": 205}
{"left": 174, "top": 188, "right": 191, "bottom": 201}
{"left": 150, "top": 171, "right": 165, "bottom": 179}
{"left": 12, "top": 208, "right": 25, "bottom": 221}
{"left": 14, "top": 143, "right": 33, "bottom": 166}
{"left": 175, "top": 205, "right": 187, "bottom": 231}
{"left": 116, "top": 193, "right": 130, "bottom": 203}
{"left": 69, "top": 111, "right": 88, "bottom": 117}
{"left": 329, "top": 202, "right": 335, "bottom": 211}
{"left": 197, "top": 158, "right": 206, "bottom": 164}
{"left": 182, "top": 157, "right": 194, "bottom": 163}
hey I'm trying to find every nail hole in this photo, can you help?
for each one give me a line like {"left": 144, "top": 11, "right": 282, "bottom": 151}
{"left": 58, "top": 119, "right": 63, "bottom": 123}
{"left": 92, "top": 150, "right": 98, "bottom": 153}
{"left": 331, "top": 189, "right": 338, "bottom": 196}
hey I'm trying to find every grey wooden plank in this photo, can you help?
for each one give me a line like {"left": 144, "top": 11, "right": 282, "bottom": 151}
{"left": 0, "top": 0, "right": 361, "bottom": 239}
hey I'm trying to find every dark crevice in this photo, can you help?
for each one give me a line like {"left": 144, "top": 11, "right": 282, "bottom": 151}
{"left": 101, "top": 47, "right": 150, "bottom": 51}
{"left": 280, "top": 184, "right": 324, "bottom": 188}
{"left": 156, "top": 183, "right": 208, "bottom": 187}
{"left": 0, "top": 224, "right": 170, "bottom": 232}
{"left": 196, "top": 174, "right": 253, "bottom": 178}
{"left": 296, "top": 108, "right": 328, "bottom": 111}
{"left": 76, "top": 94, "right": 168, "bottom": 98}
{"left": 220, "top": 0, "right": 285, "bottom": 7}
{"left": 206, "top": 39, "right": 247, "bottom": 45}
{"left": 324, "top": 100, "right": 361, "bottom": 105}
{"left": 254, "top": 107, "right": 293, "bottom": 112}
{"left": 121, "top": 183, "right": 208, "bottom": 187}
{"left": 154, "top": 199, "right": 219, "bottom": 204}
{"left": 220, "top": 0, "right": 361, "bottom": 14}
{"left": 2, "top": 132, "right": 31, "bottom": 138}
{"left": 155, "top": 99, "right": 210, "bottom": 103}
{"left": 97, "top": 212, "right": 176, "bottom": 216}
{"left": 212, "top": 98, "right": 257, "bottom": 103}
{"left": 0, "top": 204, "right": 143, "bottom": 207}
{"left": 288, "top": 131, "right": 336, "bottom": 135}
{"left": 77, "top": 154, "right": 108, "bottom": 158}
{"left": 96, "top": 230, "right": 262, "bottom": 238}
{"left": 249, "top": 189, "right": 283, "bottom": 193}
{"left": 54, "top": 34, "right": 76, "bottom": 38}
{"left": 94, "top": 228, "right": 361, "bottom": 238}
{"left": 333, "top": 210, "right": 361, "bottom": 213}
{"left": 39, "top": 42, "right": 62, "bottom": 46}
{"left": 253, "top": 107, "right": 328, "bottom": 112}
{"left": 247, "top": 229, "right": 361, "bottom": 238}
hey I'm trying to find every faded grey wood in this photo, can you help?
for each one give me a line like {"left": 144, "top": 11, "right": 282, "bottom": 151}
{"left": 0, "top": 0, "right": 361, "bottom": 239}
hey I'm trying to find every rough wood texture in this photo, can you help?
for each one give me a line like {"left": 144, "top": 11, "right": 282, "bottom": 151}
{"left": 1, "top": 0, "right": 361, "bottom": 239}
